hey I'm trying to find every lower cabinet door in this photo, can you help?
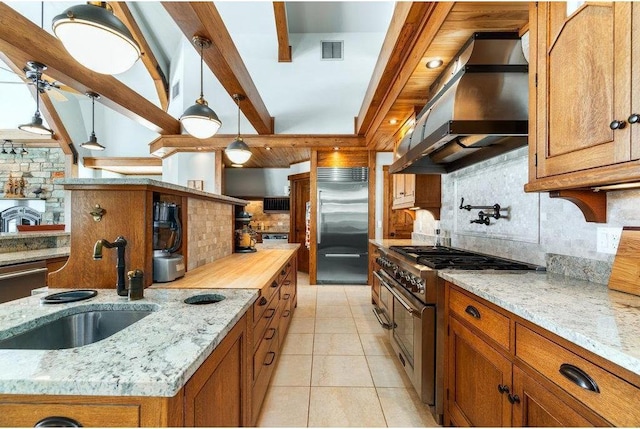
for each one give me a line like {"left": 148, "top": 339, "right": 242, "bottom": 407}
{"left": 512, "top": 365, "right": 605, "bottom": 427}
{"left": 448, "top": 317, "right": 512, "bottom": 427}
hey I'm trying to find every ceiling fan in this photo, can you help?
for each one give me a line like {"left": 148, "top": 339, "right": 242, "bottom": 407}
{"left": 0, "top": 61, "right": 80, "bottom": 102}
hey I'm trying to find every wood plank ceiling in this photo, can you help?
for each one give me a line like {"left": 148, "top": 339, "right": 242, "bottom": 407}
{"left": 0, "top": 2, "right": 529, "bottom": 170}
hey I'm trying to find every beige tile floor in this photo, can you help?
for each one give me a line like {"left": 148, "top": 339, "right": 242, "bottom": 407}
{"left": 257, "top": 272, "right": 439, "bottom": 427}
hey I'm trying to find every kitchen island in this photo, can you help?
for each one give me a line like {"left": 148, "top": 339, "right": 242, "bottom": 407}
{"left": 0, "top": 245, "right": 298, "bottom": 427}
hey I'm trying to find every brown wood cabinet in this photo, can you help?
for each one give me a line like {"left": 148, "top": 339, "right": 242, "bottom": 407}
{"left": 391, "top": 173, "right": 441, "bottom": 217}
{"left": 445, "top": 282, "right": 638, "bottom": 427}
{"left": 249, "top": 254, "right": 297, "bottom": 425}
{"left": 289, "top": 172, "right": 310, "bottom": 273}
{"left": 526, "top": 2, "right": 640, "bottom": 219}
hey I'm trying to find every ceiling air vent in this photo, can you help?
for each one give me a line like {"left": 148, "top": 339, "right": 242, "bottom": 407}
{"left": 263, "top": 197, "right": 290, "bottom": 213}
{"left": 321, "top": 41, "right": 343, "bottom": 60}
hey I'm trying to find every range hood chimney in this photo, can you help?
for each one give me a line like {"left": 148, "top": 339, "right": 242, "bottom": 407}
{"left": 390, "top": 32, "right": 528, "bottom": 175}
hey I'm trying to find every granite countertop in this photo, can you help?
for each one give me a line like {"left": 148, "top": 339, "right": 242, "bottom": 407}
{"left": 442, "top": 271, "right": 640, "bottom": 377}
{"left": 0, "top": 232, "right": 69, "bottom": 240}
{"left": 0, "top": 287, "right": 257, "bottom": 397}
{"left": 55, "top": 178, "right": 248, "bottom": 206}
{"left": 0, "top": 247, "right": 70, "bottom": 267}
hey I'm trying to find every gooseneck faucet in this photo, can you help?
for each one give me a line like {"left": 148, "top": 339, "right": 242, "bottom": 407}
{"left": 93, "top": 236, "right": 128, "bottom": 296}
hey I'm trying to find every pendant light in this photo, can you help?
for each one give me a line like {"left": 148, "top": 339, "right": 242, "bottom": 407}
{"left": 18, "top": 62, "right": 53, "bottom": 136}
{"left": 224, "top": 94, "right": 252, "bottom": 165}
{"left": 80, "top": 92, "right": 105, "bottom": 151}
{"left": 52, "top": 2, "right": 140, "bottom": 75}
{"left": 180, "top": 36, "right": 222, "bottom": 139}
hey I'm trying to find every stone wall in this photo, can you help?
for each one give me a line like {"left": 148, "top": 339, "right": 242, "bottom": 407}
{"left": 413, "top": 147, "right": 640, "bottom": 284}
{"left": 244, "top": 200, "right": 290, "bottom": 232}
{"left": 0, "top": 147, "right": 66, "bottom": 224}
{"left": 186, "top": 197, "right": 234, "bottom": 270}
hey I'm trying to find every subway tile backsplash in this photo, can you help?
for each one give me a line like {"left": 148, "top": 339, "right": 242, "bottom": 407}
{"left": 413, "top": 147, "right": 640, "bottom": 284}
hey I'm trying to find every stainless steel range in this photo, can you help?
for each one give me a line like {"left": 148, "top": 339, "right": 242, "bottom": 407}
{"left": 372, "top": 245, "right": 541, "bottom": 424}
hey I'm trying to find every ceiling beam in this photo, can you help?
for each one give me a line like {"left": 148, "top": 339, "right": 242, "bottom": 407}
{"left": 0, "top": 52, "right": 74, "bottom": 158}
{"left": 358, "top": 1, "right": 454, "bottom": 144}
{"left": 273, "top": 2, "right": 292, "bottom": 62}
{"left": 0, "top": 129, "right": 58, "bottom": 146}
{"left": 0, "top": 3, "right": 180, "bottom": 135}
{"left": 150, "top": 134, "right": 365, "bottom": 157}
{"left": 162, "top": 1, "right": 274, "bottom": 134}
{"left": 109, "top": 2, "right": 170, "bottom": 111}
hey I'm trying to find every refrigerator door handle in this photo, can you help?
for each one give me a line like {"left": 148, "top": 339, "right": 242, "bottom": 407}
{"left": 325, "top": 253, "right": 361, "bottom": 258}
{"left": 316, "top": 190, "right": 322, "bottom": 244}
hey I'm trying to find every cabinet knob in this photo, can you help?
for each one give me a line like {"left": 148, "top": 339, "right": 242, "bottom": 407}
{"left": 610, "top": 119, "right": 627, "bottom": 130}
{"left": 628, "top": 113, "right": 640, "bottom": 124}
{"left": 497, "top": 384, "right": 510, "bottom": 394}
{"left": 507, "top": 393, "right": 521, "bottom": 405}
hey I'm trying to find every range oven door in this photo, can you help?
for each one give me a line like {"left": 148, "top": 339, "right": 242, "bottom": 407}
{"left": 372, "top": 271, "right": 393, "bottom": 330}
{"left": 377, "top": 269, "right": 435, "bottom": 406}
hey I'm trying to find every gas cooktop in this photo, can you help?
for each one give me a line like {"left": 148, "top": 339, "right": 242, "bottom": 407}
{"left": 388, "top": 245, "right": 541, "bottom": 271}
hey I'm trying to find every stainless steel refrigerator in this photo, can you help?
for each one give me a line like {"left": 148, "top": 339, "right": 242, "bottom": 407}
{"left": 316, "top": 167, "right": 368, "bottom": 284}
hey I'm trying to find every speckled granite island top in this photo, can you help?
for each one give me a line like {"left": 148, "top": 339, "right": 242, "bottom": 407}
{"left": 439, "top": 271, "right": 640, "bottom": 377}
{"left": 0, "top": 288, "right": 257, "bottom": 397}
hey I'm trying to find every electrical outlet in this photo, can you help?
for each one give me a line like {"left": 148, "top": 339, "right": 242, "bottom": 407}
{"left": 596, "top": 227, "right": 622, "bottom": 254}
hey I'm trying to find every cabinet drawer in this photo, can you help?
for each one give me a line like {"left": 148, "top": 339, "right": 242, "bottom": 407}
{"left": 516, "top": 324, "right": 640, "bottom": 427}
{"left": 253, "top": 321, "right": 279, "bottom": 383}
{"left": 279, "top": 296, "right": 292, "bottom": 339}
{"left": 253, "top": 294, "right": 279, "bottom": 348}
{"left": 449, "top": 287, "right": 510, "bottom": 350}
{"left": 278, "top": 260, "right": 293, "bottom": 284}
{"left": 253, "top": 278, "right": 280, "bottom": 321}
{"left": 251, "top": 327, "right": 279, "bottom": 421}
{"left": 0, "top": 403, "right": 140, "bottom": 427}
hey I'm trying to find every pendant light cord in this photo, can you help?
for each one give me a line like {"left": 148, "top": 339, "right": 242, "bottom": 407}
{"left": 91, "top": 95, "right": 95, "bottom": 133}
{"left": 199, "top": 42, "right": 204, "bottom": 100}
{"left": 236, "top": 97, "right": 241, "bottom": 138}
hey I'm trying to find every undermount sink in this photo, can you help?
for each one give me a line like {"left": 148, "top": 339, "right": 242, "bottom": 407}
{"left": 0, "top": 309, "right": 154, "bottom": 350}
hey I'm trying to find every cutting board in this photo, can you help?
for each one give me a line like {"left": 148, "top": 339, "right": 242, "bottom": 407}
{"left": 608, "top": 227, "right": 640, "bottom": 296}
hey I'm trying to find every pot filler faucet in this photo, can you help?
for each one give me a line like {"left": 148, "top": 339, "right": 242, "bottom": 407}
{"left": 93, "top": 236, "right": 128, "bottom": 296}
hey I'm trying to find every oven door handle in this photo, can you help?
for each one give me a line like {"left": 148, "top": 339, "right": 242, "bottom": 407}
{"left": 375, "top": 271, "right": 420, "bottom": 317}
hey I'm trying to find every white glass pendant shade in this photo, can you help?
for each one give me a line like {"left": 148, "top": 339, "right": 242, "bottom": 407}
{"left": 180, "top": 99, "right": 222, "bottom": 139}
{"left": 18, "top": 112, "right": 53, "bottom": 136}
{"left": 225, "top": 137, "right": 252, "bottom": 164}
{"left": 52, "top": 4, "right": 141, "bottom": 75}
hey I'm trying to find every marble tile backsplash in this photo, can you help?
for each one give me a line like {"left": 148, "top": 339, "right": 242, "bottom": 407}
{"left": 413, "top": 147, "right": 640, "bottom": 284}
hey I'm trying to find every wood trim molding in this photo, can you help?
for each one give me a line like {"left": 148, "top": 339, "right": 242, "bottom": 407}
{"left": 356, "top": 2, "right": 437, "bottom": 136}
{"left": 0, "top": 3, "right": 180, "bottom": 135}
{"left": 82, "top": 157, "right": 162, "bottom": 176}
{"left": 549, "top": 190, "right": 607, "bottom": 223}
{"left": 150, "top": 134, "right": 365, "bottom": 157}
{"left": 309, "top": 150, "right": 318, "bottom": 285}
{"left": 0, "top": 129, "right": 58, "bottom": 145}
{"left": 109, "top": 2, "right": 170, "bottom": 111}
{"left": 162, "top": 2, "right": 274, "bottom": 134}
{"left": 0, "top": 53, "right": 73, "bottom": 157}
{"left": 273, "top": 2, "right": 292, "bottom": 62}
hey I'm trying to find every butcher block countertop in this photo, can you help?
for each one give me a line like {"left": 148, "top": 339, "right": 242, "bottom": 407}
{"left": 151, "top": 243, "right": 300, "bottom": 290}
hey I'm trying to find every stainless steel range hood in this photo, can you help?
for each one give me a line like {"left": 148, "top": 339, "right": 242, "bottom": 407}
{"left": 390, "top": 32, "right": 528, "bottom": 175}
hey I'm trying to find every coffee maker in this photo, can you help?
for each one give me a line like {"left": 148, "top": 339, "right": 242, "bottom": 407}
{"left": 235, "top": 210, "right": 257, "bottom": 253}
{"left": 153, "top": 201, "right": 186, "bottom": 282}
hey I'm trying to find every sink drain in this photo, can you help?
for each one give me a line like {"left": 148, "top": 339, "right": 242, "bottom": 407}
{"left": 183, "top": 294, "right": 225, "bottom": 305}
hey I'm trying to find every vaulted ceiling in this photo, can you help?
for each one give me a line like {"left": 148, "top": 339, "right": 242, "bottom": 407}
{"left": 0, "top": 2, "right": 529, "bottom": 170}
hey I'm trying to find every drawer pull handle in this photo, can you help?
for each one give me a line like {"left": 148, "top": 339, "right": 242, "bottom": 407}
{"left": 283, "top": 310, "right": 291, "bottom": 318}
{"left": 465, "top": 305, "right": 481, "bottom": 319}
{"left": 265, "top": 328, "right": 276, "bottom": 340}
{"left": 283, "top": 293, "right": 291, "bottom": 300}
{"left": 497, "top": 384, "right": 509, "bottom": 394}
{"left": 35, "top": 417, "right": 82, "bottom": 427}
{"left": 264, "top": 308, "right": 276, "bottom": 319}
{"left": 559, "top": 363, "right": 600, "bottom": 393}
{"left": 507, "top": 393, "right": 521, "bottom": 405}
{"left": 283, "top": 280, "right": 291, "bottom": 285}
{"left": 281, "top": 269, "right": 287, "bottom": 275}
{"left": 258, "top": 296, "right": 268, "bottom": 306}
{"left": 271, "top": 281, "right": 278, "bottom": 288}
{"left": 264, "top": 351, "right": 276, "bottom": 366}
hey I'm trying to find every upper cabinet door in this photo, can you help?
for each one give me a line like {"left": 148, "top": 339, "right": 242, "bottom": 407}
{"left": 534, "top": 2, "right": 632, "bottom": 179}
